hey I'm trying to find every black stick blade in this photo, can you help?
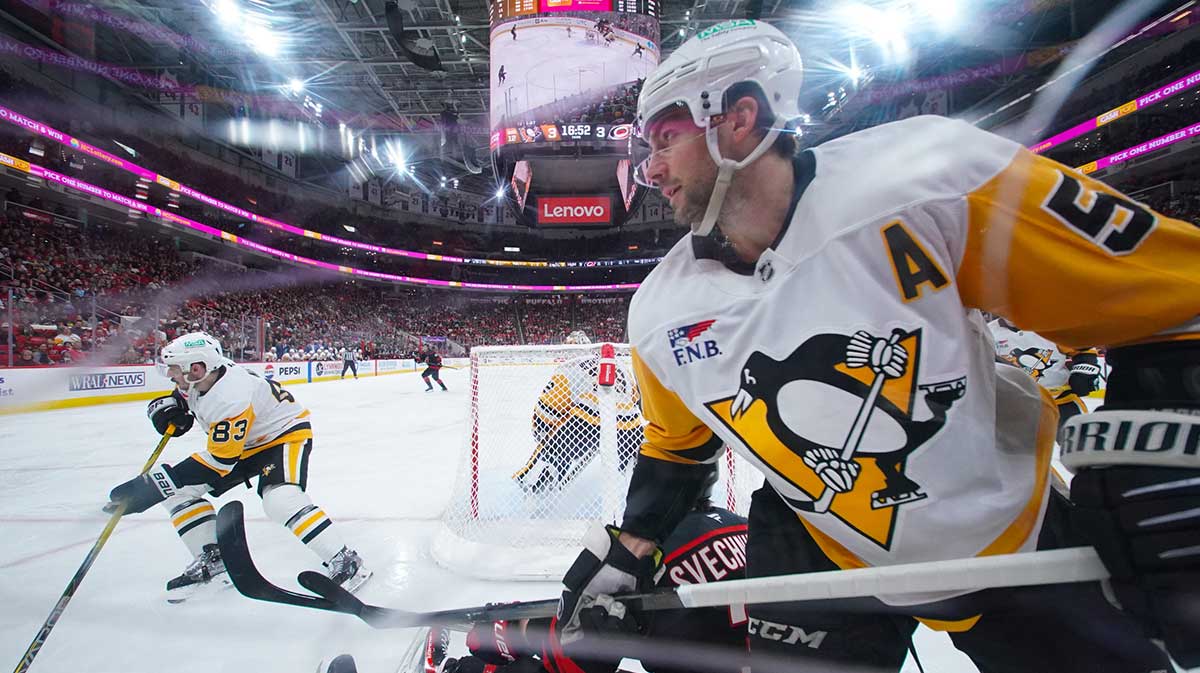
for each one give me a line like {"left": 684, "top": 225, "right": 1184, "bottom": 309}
{"left": 215, "top": 501, "right": 336, "bottom": 610}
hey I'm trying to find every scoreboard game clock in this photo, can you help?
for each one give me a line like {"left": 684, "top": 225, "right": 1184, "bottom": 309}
{"left": 491, "top": 0, "right": 537, "bottom": 20}
{"left": 613, "top": 0, "right": 657, "bottom": 16}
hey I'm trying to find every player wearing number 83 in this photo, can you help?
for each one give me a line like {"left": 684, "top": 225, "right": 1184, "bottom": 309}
{"left": 105, "top": 332, "right": 370, "bottom": 602}
{"left": 557, "top": 18, "right": 1200, "bottom": 673}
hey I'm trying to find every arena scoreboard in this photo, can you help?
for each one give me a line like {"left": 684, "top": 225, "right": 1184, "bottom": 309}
{"left": 613, "top": 0, "right": 657, "bottom": 17}
{"left": 489, "top": 0, "right": 537, "bottom": 21}
{"left": 489, "top": 0, "right": 656, "bottom": 20}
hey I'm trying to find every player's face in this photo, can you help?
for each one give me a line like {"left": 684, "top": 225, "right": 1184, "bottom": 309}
{"left": 642, "top": 110, "right": 718, "bottom": 226}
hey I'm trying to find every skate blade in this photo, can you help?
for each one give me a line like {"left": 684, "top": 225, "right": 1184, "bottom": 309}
{"left": 341, "top": 568, "right": 373, "bottom": 595}
{"left": 871, "top": 490, "right": 927, "bottom": 510}
{"left": 166, "top": 576, "right": 233, "bottom": 604}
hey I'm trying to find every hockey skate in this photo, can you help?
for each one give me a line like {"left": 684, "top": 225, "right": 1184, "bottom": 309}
{"left": 165, "top": 543, "right": 231, "bottom": 604}
{"left": 871, "top": 473, "right": 928, "bottom": 509}
{"left": 325, "top": 546, "right": 372, "bottom": 594}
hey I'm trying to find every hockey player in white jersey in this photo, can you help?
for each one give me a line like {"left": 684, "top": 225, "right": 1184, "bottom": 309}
{"left": 555, "top": 19, "right": 1200, "bottom": 673}
{"left": 514, "top": 332, "right": 643, "bottom": 494}
{"left": 106, "top": 333, "right": 370, "bottom": 601}
{"left": 988, "top": 316, "right": 1102, "bottom": 429}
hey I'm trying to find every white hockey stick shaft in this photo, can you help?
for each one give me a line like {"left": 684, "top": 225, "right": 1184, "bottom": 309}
{"left": 671, "top": 547, "right": 1109, "bottom": 609}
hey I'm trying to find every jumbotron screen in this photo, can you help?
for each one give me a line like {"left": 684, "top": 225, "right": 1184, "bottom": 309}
{"left": 488, "top": 9, "right": 660, "bottom": 150}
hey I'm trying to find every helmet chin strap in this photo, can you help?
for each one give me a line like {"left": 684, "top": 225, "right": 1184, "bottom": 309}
{"left": 693, "top": 117, "right": 785, "bottom": 237}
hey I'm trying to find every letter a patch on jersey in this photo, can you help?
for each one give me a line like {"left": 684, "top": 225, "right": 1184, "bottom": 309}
{"left": 881, "top": 221, "right": 949, "bottom": 302}
{"left": 704, "top": 328, "right": 967, "bottom": 549}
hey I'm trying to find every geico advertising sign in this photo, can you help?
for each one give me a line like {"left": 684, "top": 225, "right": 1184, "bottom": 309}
{"left": 537, "top": 196, "right": 610, "bottom": 225}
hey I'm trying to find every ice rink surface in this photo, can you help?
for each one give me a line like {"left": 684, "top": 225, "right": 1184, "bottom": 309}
{"left": 1, "top": 369, "right": 1119, "bottom": 673}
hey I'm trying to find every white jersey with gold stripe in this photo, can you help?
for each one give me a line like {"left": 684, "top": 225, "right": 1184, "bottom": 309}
{"left": 987, "top": 320, "right": 1074, "bottom": 390}
{"left": 627, "top": 115, "right": 1200, "bottom": 604}
{"left": 183, "top": 364, "right": 311, "bottom": 475}
{"left": 533, "top": 354, "right": 641, "bottom": 441}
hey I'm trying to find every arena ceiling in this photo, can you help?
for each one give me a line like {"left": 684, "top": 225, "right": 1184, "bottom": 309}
{"left": 0, "top": 0, "right": 1135, "bottom": 195}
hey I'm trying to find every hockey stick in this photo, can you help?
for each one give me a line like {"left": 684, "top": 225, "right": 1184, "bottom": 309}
{"left": 216, "top": 497, "right": 1112, "bottom": 629}
{"left": 215, "top": 500, "right": 558, "bottom": 629}
{"left": 13, "top": 426, "right": 176, "bottom": 673}
{"left": 299, "top": 547, "right": 1112, "bottom": 629}
{"left": 214, "top": 500, "right": 340, "bottom": 611}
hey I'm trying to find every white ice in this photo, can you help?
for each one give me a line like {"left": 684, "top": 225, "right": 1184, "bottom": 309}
{"left": 490, "top": 22, "right": 656, "bottom": 127}
{"left": 0, "top": 373, "right": 1130, "bottom": 673}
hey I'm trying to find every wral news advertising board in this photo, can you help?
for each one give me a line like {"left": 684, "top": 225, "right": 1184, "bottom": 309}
{"left": 0, "top": 359, "right": 421, "bottom": 415}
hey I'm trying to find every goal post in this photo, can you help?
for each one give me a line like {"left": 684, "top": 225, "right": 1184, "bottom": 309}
{"left": 434, "top": 344, "right": 763, "bottom": 581}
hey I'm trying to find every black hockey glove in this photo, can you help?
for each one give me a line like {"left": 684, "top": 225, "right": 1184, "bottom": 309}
{"left": 465, "top": 618, "right": 528, "bottom": 665}
{"left": 104, "top": 463, "right": 184, "bottom": 515}
{"left": 557, "top": 524, "right": 662, "bottom": 648}
{"left": 1061, "top": 344, "right": 1200, "bottom": 667}
{"left": 147, "top": 391, "right": 194, "bottom": 437}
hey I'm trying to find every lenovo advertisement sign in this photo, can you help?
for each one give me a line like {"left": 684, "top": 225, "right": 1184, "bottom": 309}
{"left": 537, "top": 196, "right": 611, "bottom": 226}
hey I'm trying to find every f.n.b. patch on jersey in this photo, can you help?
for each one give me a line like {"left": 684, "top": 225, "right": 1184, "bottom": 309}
{"left": 667, "top": 319, "right": 721, "bottom": 366}
{"left": 704, "top": 328, "right": 967, "bottom": 549}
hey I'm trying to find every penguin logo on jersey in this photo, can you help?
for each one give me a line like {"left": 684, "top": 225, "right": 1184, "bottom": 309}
{"left": 262, "top": 463, "right": 275, "bottom": 477}
{"left": 704, "top": 328, "right": 966, "bottom": 549}
{"left": 1007, "top": 347, "right": 1057, "bottom": 380}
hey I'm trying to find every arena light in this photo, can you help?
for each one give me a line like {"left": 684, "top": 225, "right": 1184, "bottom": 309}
{"left": 251, "top": 27, "right": 281, "bottom": 57}
{"left": 504, "top": 246, "right": 520, "bottom": 252}
{"left": 839, "top": 3, "right": 910, "bottom": 62}
{"left": 847, "top": 64, "right": 863, "bottom": 84}
{"left": 214, "top": 0, "right": 240, "bottom": 24}
{"left": 343, "top": 224, "right": 357, "bottom": 233}
{"left": 289, "top": 78, "right": 304, "bottom": 95}
{"left": 387, "top": 141, "right": 406, "bottom": 173}
{"left": 495, "top": 187, "right": 505, "bottom": 199}
{"left": 913, "top": 0, "right": 960, "bottom": 32}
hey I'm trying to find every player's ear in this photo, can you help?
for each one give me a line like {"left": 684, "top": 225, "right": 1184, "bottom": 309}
{"left": 727, "top": 95, "right": 762, "bottom": 155}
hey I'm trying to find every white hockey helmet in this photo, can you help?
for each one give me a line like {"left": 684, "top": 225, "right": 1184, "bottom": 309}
{"left": 633, "top": 19, "right": 804, "bottom": 236}
{"left": 564, "top": 330, "right": 591, "bottom": 345}
{"left": 158, "top": 332, "right": 231, "bottom": 391}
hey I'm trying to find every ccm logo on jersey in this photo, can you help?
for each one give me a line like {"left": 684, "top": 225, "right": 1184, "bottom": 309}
{"left": 747, "top": 618, "right": 827, "bottom": 649}
{"left": 668, "top": 319, "right": 720, "bottom": 366}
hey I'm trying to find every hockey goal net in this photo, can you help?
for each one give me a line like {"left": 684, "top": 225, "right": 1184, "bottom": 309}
{"left": 434, "top": 343, "right": 763, "bottom": 580}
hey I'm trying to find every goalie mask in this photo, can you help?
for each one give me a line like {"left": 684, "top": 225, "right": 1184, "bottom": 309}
{"left": 158, "top": 332, "right": 231, "bottom": 394}
{"left": 564, "top": 331, "right": 591, "bottom": 345}
{"left": 631, "top": 19, "right": 804, "bottom": 236}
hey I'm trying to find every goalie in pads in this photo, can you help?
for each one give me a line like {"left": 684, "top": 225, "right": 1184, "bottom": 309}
{"left": 514, "top": 333, "right": 644, "bottom": 494}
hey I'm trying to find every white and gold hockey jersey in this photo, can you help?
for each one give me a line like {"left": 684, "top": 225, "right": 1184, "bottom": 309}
{"left": 628, "top": 115, "right": 1200, "bottom": 604}
{"left": 531, "top": 353, "right": 642, "bottom": 441}
{"left": 988, "top": 319, "right": 1075, "bottom": 390}
{"left": 515, "top": 353, "right": 642, "bottom": 490}
{"left": 181, "top": 364, "right": 312, "bottom": 478}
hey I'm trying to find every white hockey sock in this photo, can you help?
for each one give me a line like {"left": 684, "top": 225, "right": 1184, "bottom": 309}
{"left": 262, "top": 483, "right": 346, "bottom": 564}
{"left": 163, "top": 495, "right": 217, "bottom": 558}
